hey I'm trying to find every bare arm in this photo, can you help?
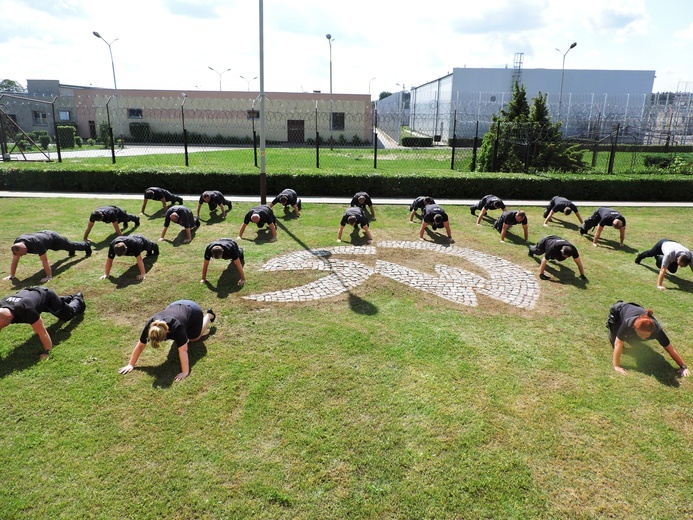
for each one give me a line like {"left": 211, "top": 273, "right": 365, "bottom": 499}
{"left": 200, "top": 259, "right": 210, "bottom": 283}
{"left": 337, "top": 225, "right": 345, "bottom": 241}
{"left": 418, "top": 221, "right": 428, "bottom": 239}
{"left": 40, "top": 254, "right": 52, "bottom": 282}
{"left": 101, "top": 257, "right": 114, "bottom": 279}
{"left": 522, "top": 224, "right": 528, "bottom": 241}
{"left": 592, "top": 225, "right": 604, "bottom": 246}
{"left": 176, "top": 342, "right": 190, "bottom": 381}
{"left": 573, "top": 257, "right": 586, "bottom": 277}
{"left": 31, "top": 318, "right": 53, "bottom": 355}
{"left": 135, "top": 255, "right": 146, "bottom": 280}
{"left": 663, "top": 344, "right": 690, "bottom": 376}
{"left": 84, "top": 221, "right": 95, "bottom": 241}
{"left": 112, "top": 221, "right": 122, "bottom": 236}
{"left": 159, "top": 225, "right": 169, "bottom": 242}
{"left": 4, "top": 254, "right": 21, "bottom": 280}
{"left": 160, "top": 198, "right": 167, "bottom": 211}
{"left": 476, "top": 208, "right": 487, "bottom": 225}
{"left": 293, "top": 204, "right": 300, "bottom": 218}
{"left": 237, "top": 223, "right": 248, "bottom": 240}
{"left": 543, "top": 211, "right": 555, "bottom": 226}
{"left": 500, "top": 224, "right": 509, "bottom": 242}
{"left": 196, "top": 203, "right": 202, "bottom": 218}
{"left": 575, "top": 211, "right": 583, "bottom": 224}
{"left": 539, "top": 257, "right": 548, "bottom": 276}
{"left": 409, "top": 209, "right": 416, "bottom": 222}
{"left": 184, "top": 227, "right": 192, "bottom": 243}
{"left": 613, "top": 338, "right": 627, "bottom": 374}
{"left": 268, "top": 223, "right": 277, "bottom": 239}
{"left": 619, "top": 226, "right": 626, "bottom": 247}
{"left": 657, "top": 267, "right": 668, "bottom": 290}
{"left": 443, "top": 222, "right": 453, "bottom": 240}
{"left": 369, "top": 205, "right": 376, "bottom": 219}
{"left": 233, "top": 258, "right": 246, "bottom": 286}
{"left": 119, "top": 341, "right": 147, "bottom": 374}
{"left": 141, "top": 198, "right": 148, "bottom": 214}
{"left": 363, "top": 225, "right": 373, "bottom": 241}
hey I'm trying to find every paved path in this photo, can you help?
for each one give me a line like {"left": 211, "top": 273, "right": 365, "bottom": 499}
{"left": 1, "top": 191, "right": 692, "bottom": 207}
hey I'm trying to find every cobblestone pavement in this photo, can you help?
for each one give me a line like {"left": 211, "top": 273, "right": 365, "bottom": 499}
{"left": 244, "top": 241, "right": 539, "bottom": 309}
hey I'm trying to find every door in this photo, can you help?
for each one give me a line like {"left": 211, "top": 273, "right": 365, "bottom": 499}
{"left": 287, "top": 119, "right": 305, "bottom": 143}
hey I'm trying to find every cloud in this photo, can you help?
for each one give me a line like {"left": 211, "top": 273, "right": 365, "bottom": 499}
{"left": 451, "top": 0, "right": 548, "bottom": 34}
{"left": 162, "top": 0, "right": 224, "bottom": 19}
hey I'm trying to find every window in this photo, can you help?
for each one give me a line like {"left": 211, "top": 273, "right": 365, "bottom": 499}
{"left": 32, "top": 111, "right": 48, "bottom": 125}
{"left": 331, "top": 112, "right": 345, "bottom": 131}
{"left": 247, "top": 109, "right": 259, "bottom": 120}
{"left": 59, "top": 110, "right": 71, "bottom": 121}
{"left": 127, "top": 108, "right": 143, "bottom": 119}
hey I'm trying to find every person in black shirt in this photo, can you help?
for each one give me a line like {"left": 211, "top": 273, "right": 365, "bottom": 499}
{"left": 141, "top": 187, "right": 184, "bottom": 214}
{"left": 350, "top": 191, "right": 376, "bottom": 220}
{"left": 471, "top": 194, "right": 506, "bottom": 225}
{"left": 409, "top": 196, "right": 435, "bottom": 222}
{"left": 338, "top": 207, "right": 373, "bottom": 244}
{"left": 237, "top": 205, "right": 278, "bottom": 242}
{"left": 528, "top": 235, "right": 586, "bottom": 280}
{"left": 159, "top": 206, "right": 200, "bottom": 244}
{"left": 118, "top": 300, "right": 215, "bottom": 382}
{"left": 542, "top": 196, "right": 583, "bottom": 226}
{"left": 606, "top": 301, "right": 690, "bottom": 377}
{"left": 419, "top": 204, "right": 454, "bottom": 243}
{"left": 0, "top": 286, "right": 85, "bottom": 358}
{"left": 196, "top": 190, "right": 232, "bottom": 219}
{"left": 493, "top": 210, "right": 528, "bottom": 243}
{"left": 579, "top": 207, "right": 626, "bottom": 247}
{"left": 270, "top": 188, "right": 301, "bottom": 218}
{"left": 83, "top": 205, "right": 140, "bottom": 242}
{"left": 200, "top": 238, "right": 246, "bottom": 286}
{"left": 101, "top": 235, "right": 159, "bottom": 281}
{"left": 5, "top": 231, "right": 92, "bottom": 283}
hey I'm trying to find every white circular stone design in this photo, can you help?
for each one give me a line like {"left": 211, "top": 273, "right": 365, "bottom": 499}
{"left": 244, "top": 241, "right": 539, "bottom": 309}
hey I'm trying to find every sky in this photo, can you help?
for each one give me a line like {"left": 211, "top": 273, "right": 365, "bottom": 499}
{"left": 1, "top": 0, "right": 692, "bottom": 97}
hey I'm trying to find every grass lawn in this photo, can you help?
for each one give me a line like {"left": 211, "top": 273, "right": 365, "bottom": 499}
{"left": 1, "top": 197, "right": 692, "bottom": 519}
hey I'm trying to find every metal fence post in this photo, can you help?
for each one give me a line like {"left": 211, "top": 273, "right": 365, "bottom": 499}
{"left": 450, "top": 110, "right": 457, "bottom": 170}
{"left": 106, "top": 96, "right": 116, "bottom": 164}
{"left": 608, "top": 123, "right": 620, "bottom": 174}
{"left": 50, "top": 97, "right": 62, "bottom": 163}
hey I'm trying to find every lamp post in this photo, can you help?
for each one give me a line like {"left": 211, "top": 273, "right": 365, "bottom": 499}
{"left": 93, "top": 31, "right": 124, "bottom": 148}
{"left": 240, "top": 75, "right": 257, "bottom": 91}
{"left": 556, "top": 42, "right": 577, "bottom": 120}
{"left": 369, "top": 77, "right": 376, "bottom": 98}
{"left": 326, "top": 33, "right": 334, "bottom": 148}
{"left": 208, "top": 66, "right": 231, "bottom": 91}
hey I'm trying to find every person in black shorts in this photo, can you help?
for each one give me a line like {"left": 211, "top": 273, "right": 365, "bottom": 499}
{"left": 471, "top": 194, "right": 506, "bottom": 225}
{"left": 5, "top": 231, "right": 92, "bottom": 283}
{"left": 350, "top": 191, "right": 376, "bottom": 220}
{"left": 270, "top": 188, "right": 301, "bottom": 218}
{"left": 237, "top": 205, "right": 278, "bottom": 242}
{"left": 542, "top": 196, "right": 583, "bottom": 226}
{"left": 101, "top": 234, "right": 159, "bottom": 281}
{"left": 0, "top": 286, "right": 85, "bottom": 359}
{"left": 118, "top": 300, "right": 215, "bottom": 382}
{"left": 83, "top": 205, "right": 140, "bottom": 242}
{"left": 338, "top": 207, "right": 373, "bottom": 244}
{"left": 409, "top": 196, "right": 435, "bottom": 222}
{"left": 200, "top": 238, "right": 246, "bottom": 286}
{"left": 579, "top": 207, "right": 626, "bottom": 247}
{"left": 634, "top": 239, "right": 692, "bottom": 291}
{"left": 141, "top": 187, "right": 184, "bottom": 214}
{"left": 528, "top": 235, "right": 586, "bottom": 280}
{"left": 159, "top": 206, "right": 200, "bottom": 244}
{"left": 494, "top": 210, "right": 528, "bottom": 243}
{"left": 419, "top": 204, "right": 454, "bottom": 243}
{"left": 606, "top": 301, "right": 690, "bottom": 377}
{"left": 196, "top": 190, "right": 232, "bottom": 219}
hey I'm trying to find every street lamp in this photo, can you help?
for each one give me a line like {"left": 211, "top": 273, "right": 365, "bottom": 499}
{"left": 556, "top": 41, "right": 577, "bottom": 120}
{"left": 208, "top": 66, "right": 231, "bottom": 91}
{"left": 93, "top": 31, "right": 124, "bottom": 147}
{"left": 240, "top": 75, "right": 257, "bottom": 91}
{"left": 369, "top": 77, "right": 376, "bottom": 97}
{"left": 326, "top": 33, "right": 334, "bottom": 146}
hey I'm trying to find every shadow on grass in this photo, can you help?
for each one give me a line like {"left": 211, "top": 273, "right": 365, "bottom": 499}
{"left": 0, "top": 314, "right": 85, "bottom": 378}
{"left": 136, "top": 336, "right": 211, "bottom": 388}
{"left": 112, "top": 256, "right": 159, "bottom": 289}
{"left": 204, "top": 264, "right": 245, "bottom": 299}
{"left": 202, "top": 211, "right": 226, "bottom": 225}
{"left": 622, "top": 341, "right": 682, "bottom": 387}
{"left": 9, "top": 255, "right": 85, "bottom": 286}
{"left": 545, "top": 219, "right": 581, "bottom": 232}
{"left": 636, "top": 264, "right": 693, "bottom": 292}
{"left": 533, "top": 259, "right": 589, "bottom": 289}
{"left": 240, "top": 227, "right": 277, "bottom": 244}
{"left": 500, "top": 231, "right": 527, "bottom": 246}
{"left": 595, "top": 238, "right": 638, "bottom": 253}
{"left": 423, "top": 228, "right": 454, "bottom": 245}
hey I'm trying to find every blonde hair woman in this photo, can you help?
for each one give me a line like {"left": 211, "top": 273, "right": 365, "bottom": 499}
{"left": 118, "top": 300, "right": 215, "bottom": 381}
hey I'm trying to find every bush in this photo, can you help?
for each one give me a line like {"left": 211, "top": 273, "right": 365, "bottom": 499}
{"left": 643, "top": 155, "right": 672, "bottom": 168}
{"left": 39, "top": 135, "right": 51, "bottom": 150}
{"left": 402, "top": 136, "right": 434, "bottom": 147}
{"left": 57, "top": 126, "right": 76, "bottom": 148}
{"left": 87, "top": 138, "right": 96, "bottom": 146}
{"left": 129, "top": 122, "right": 151, "bottom": 142}
{"left": 98, "top": 122, "right": 111, "bottom": 148}
{"left": 75, "top": 136, "right": 83, "bottom": 148}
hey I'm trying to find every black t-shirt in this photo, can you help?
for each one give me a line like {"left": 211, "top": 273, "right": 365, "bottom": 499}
{"left": 198, "top": 191, "right": 227, "bottom": 205}
{"left": 204, "top": 239, "right": 241, "bottom": 261}
{"left": 616, "top": 304, "right": 670, "bottom": 347}
{"left": 0, "top": 288, "right": 52, "bottom": 324}
{"left": 499, "top": 210, "right": 527, "bottom": 227}
{"left": 481, "top": 195, "right": 505, "bottom": 210}
{"left": 340, "top": 207, "right": 369, "bottom": 227}
{"left": 350, "top": 192, "right": 372, "bottom": 207}
{"left": 272, "top": 189, "right": 298, "bottom": 206}
{"left": 550, "top": 197, "right": 578, "bottom": 213}
{"left": 13, "top": 231, "right": 57, "bottom": 255}
{"left": 243, "top": 205, "right": 276, "bottom": 225}
{"left": 107, "top": 235, "right": 151, "bottom": 259}
{"left": 422, "top": 204, "right": 449, "bottom": 224}
{"left": 164, "top": 206, "right": 195, "bottom": 228}
{"left": 410, "top": 196, "right": 435, "bottom": 211}
{"left": 145, "top": 187, "right": 175, "bottom": 201}
{"left": 90, "top": 206, "right": 126, "bottom": 223}
{"left": 596, "top": 207, "right": 626, "bottom": 227}
{"left": 543, "top": 237, "right": 580, "bottom": 261}
{"left": 139, "top": 305, "right": 195, "bottom": 346}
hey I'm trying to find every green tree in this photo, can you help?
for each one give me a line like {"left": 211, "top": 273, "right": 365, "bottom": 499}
{"left": 379, "top": 91, "right": 392, "bottom": 100}
{"left": 0, "top": 79, "right": 26, "bottom": 93}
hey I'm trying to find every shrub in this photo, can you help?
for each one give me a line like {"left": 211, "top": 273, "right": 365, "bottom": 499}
{"left": 39, "top": 135, "right": 51, "bottom": 150}
{"left": 75, "top": 136, "right": 83, "bottom": 148}
{"left": 643, "top": 155, "right": 672, "bottom": 168}
{"left": 98, "top": 122, "right": 111, "bottom": 148}
{"left": 351, "top": 134, "right": 363, "bottom": 146}
{"left": 87, "top": 138, "right": 96, "bottom": 146}
{"left": 402, "top": 136, "right": 434, "bottom": 147}
{"left": 57, "top": 126, "right": 76, "bottom": 148}
{"left": 129, "top": 122, "right": 151, "bottom": 142}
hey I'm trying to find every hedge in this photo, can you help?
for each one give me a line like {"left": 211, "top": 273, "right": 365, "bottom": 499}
{"left": 1, "top": 168, "right": 692, "bottom": 201}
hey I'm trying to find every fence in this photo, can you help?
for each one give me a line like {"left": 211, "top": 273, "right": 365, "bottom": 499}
{"left": 1, "top": 93, "right": 692, "bottom": 175}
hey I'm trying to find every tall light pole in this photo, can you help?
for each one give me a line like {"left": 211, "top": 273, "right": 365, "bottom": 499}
{"left": 369, "top": 77, "right": 376, "bottom": 98}
{"left": 326, "top": 33, "right": 334, "bottom": 147}
{"left": 240, "top": 75, "right": 257, "bottom": 91}
{"left": 556, "top": 42, "right": 577, "bottom": 120}
{"left": 93, "top": 31, "right": 124, "bottom": 147}
{"left": 208, "top": 66, "right": 231, "bottom": 91}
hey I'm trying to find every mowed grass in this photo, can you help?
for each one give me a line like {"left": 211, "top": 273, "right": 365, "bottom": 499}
{"left": 0, "top": 196, "right": 692, "bottom": 519}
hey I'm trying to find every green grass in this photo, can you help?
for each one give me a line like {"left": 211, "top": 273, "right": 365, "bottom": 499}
{"left": 1, "top": 198, "right": 692, "bottom": 518}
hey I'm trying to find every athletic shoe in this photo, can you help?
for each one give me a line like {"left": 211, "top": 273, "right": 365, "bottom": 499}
{"left": 579, "top": 227, "right": 587, "bottom": 235}
{"left": 206, "top": 308, "right": 216, "bottom": 322}
{"left": 634, "top": 252, "right": 643, "bottom": 264}
{"left": 539, "top": 273, "right": 550, "bottom": 280}
{"left": 528, "top": 247, "right": 534, "bottom": 257}
{"left": 122, "top": 221, "right": 129, "bottom": 229}
{"left": 470, "top": 207, "right": 476, "bottom": 216}
{"left": 85, "top": 244, "right": 92, "bottom": 257}
{"left": 238, "top": 247, "right": 245, "bottom": 267}
{"left": 297, "top": 198, "right": 302, "bottom": 211}
{"left": 133, "top": 216, "right": 140, "bottom": 227}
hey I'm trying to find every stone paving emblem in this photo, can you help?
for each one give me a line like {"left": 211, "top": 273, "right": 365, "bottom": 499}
{"left": 244, "top": 241, "right": 539, "bottom": 309}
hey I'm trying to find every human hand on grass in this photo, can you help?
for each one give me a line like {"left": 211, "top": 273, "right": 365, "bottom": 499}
{"left": 613, "top": 366, "right": 627, "bottom": 375}
{"left": 174, "top": 371, "right": 189, "bottom": 382}
{"left": 118, "top": 364, "right": 134, "bottom": 375}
